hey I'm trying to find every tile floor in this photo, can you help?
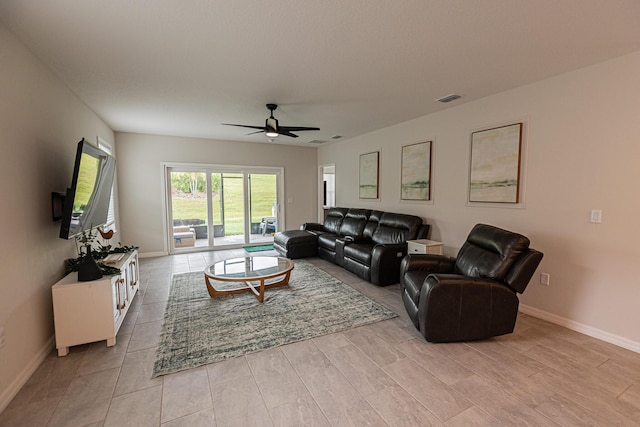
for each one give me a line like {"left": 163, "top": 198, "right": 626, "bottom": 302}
{"left": 2, "top": 249, "right": 640, "bottom": 426}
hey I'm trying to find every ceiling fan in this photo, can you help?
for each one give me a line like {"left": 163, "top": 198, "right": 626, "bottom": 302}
{"left": 222, "top": 104, "right": 319, "bottom": 138}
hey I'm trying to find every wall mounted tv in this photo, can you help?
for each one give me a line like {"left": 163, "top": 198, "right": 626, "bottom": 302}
{"left": 59, "top": 138, "right": 116, "bottom": 240}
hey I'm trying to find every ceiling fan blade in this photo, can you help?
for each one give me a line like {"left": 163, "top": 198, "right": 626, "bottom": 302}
{"left": 221, "top": 123, "right": 265, "bottom": 130}
{"left": 278, "top": 126, "right": 320, "bottom": 132}
{"left": 245, "top": 130, "right": 265, "bottom": 136}
{"left": 278, "top": 130, "right": 299, "bottom": 138}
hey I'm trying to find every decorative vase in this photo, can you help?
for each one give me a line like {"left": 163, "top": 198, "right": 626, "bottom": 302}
{"left": 78, "top": 244, "right": 103, "bottom": 281}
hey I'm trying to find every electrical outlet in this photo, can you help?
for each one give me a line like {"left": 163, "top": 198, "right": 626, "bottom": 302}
{"left": 590, "top": 210, "right": 602, "bottom": 223}
{"left": 0, "top": 327, "right": 5, "bottom": 348}
{"left": 540, "top": 273, "right": 550, "bottom": 286}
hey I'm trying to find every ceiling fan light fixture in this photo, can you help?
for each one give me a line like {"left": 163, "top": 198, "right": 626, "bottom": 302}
{"left": 222, "top": 103, "right": 319, "bottom": 139}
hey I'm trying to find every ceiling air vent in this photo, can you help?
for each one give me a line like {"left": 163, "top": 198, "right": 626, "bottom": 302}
{"left": 307, "top": 139, "right": 327, "bottom": 144}
{"left": 436, "top": 94, "right": 461, "bottom": 103}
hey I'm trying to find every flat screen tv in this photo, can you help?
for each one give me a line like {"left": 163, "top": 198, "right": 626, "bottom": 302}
{"left": 59, "top": 138, "right": 116, "bottom": 240}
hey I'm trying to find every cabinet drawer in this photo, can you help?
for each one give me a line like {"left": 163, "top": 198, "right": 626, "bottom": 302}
{"left": 408, "top": 241, "right": 443, "bottom": 255}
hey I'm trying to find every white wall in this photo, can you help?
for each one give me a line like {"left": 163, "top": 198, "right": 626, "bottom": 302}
{"left": 0, "top": 26, "right": 115, "bottom": 410}
{"left": 319, "top": 50, "right": 640, "bottom": 350}
{"left": 115, "top": 133, "right": 318, "bottom": 255}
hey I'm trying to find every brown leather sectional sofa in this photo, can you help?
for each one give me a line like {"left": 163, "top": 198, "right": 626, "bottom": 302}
{"left": 274, "top": 207, "right": 429, "bottom": 286}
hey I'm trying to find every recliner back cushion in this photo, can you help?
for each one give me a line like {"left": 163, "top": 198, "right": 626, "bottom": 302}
{"left": 339, "top": 209, "right": 371, "bottom": 237}
{"left": 363, "top": 210, "right": 383, "bottom": 239}
{"left": 323, "top": 208, "right": 348, "bottom": 234}
{"left": 454, "top": 224, "right": 530, "bottom": 281}
{"left": 371, "top": 212, "right": 422, "bottom": 244}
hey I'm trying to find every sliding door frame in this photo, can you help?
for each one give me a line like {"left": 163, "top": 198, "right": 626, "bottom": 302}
{"left": 162, "top": 162, "right": 285, "bottom": 253}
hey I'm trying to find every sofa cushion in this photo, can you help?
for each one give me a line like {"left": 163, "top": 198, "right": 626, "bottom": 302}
{"left": 274, "top": 229, "right": 317, "bottom": 246}
{"left": 317, "top": 233, "right": 339, "bottom": 251}
{"left": 274, "top": 230, "right": 318, "bottom": 259}
{"left": 363, "top": 210, "right": 382, "bottom": 239}
{"left": 339, "top": 209, "right": 371, "bottom": 237}
{"left": 343, "top": 242, "right": 374, "bottom": 265}
{"left": 323, "top": 207, "right": 348, "bottom": 234}
{"left": 372, "top": 212, "right": 422, "bottom": 244}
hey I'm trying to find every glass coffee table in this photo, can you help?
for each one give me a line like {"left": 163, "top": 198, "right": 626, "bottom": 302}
{"left": 204, "top": 256, "right": 294, "bottom": 302}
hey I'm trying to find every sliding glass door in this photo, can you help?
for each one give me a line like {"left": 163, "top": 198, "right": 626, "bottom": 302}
{"left": 166, "top": 164, "right": 283, "bottom": 252}
{"left": 169, "top": 170, "right": 209, "bottom": 249}
{"left": 248, "top": 173, "right": 278, "bottom": 244}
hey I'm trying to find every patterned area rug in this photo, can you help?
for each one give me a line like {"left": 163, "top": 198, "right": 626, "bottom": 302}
{"left": 152, "top": 260, "right": 397, "bottom": 377}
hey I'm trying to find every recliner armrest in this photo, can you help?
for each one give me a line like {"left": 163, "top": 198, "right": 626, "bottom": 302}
{"left": 419, "top": 273, "right": 519, "bottom": 342}
{"left": 400, "top": 254, "right": 455, "bottom": 276}
{"left": 423, "top": 273, "right": 506, "bottom": 290}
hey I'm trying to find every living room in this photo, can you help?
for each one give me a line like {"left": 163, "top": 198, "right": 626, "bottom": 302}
{"left": 1, "top": 1, "right": 640, "bottom": 424}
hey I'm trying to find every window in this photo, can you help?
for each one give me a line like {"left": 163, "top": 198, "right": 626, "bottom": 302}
{"left": 97, "top": 137, "right": 117, "bottom": 232}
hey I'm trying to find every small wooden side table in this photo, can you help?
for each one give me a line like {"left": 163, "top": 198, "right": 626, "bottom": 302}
{"left": 407, "top": 239, "right": 444, "bottom": 255}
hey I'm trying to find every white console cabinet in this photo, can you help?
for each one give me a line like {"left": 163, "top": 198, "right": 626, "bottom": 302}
{"left": 52, "top": 250, "right": 139, "bottom": 356}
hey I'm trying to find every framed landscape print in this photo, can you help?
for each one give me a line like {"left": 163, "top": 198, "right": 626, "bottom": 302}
{"left": 359, "top": 151, "right": 379, "bottom": 199}
{"left": 401, "top": 141, "right": 432, "bottom": 201}
{"left": 469, "top": 123, "right": 522, "bottom": 203}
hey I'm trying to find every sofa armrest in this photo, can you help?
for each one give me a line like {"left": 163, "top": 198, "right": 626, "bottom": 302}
{"left": 343, "top": 235, "right": 369, "bottom": 243}
{"left": 400, "top": 254, "right": 455, "bottom": 276}
{"left": 301, "top": 222, "right": 324, "bottom": 232}
{"left": 418, "top": 274, "right": 519, "bottom": 342}
{"left": 369, "top": 243, "right": 410, "bottom": 286}
{"left": 334, "top": 238, "right": 347, "bottom": 267}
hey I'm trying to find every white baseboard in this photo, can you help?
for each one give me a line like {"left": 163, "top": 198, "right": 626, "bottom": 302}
{"left": 0, "top": 336, "right": 55, "bottom": 414}
{"left": 139, "top": 251, "right": 167, "bottom": 258}
{"left": 519, "top": 304, "right": 640, "bottom": 354}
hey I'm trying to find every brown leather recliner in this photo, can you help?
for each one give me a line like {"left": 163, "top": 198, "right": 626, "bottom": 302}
{"left": 400, "top": 224, "right": 543, "bottom": 342}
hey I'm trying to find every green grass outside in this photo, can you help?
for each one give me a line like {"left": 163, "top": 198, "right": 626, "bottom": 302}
{"left": 171, "top": 173, "right": 276, "bottom": 235}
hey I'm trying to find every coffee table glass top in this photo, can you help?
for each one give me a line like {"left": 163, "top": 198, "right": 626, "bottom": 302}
{"left": 205, "top": 256, "right": 293, "bottom": 280}
{"left": 203, "top": 256, "right": 294, "bottom": 302}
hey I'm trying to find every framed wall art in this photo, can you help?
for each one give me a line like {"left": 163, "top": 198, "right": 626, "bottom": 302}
{"left": 469, "top": 122, "right": 522, "bottom": 203}
{"left": 359, "top": 151, "right": 379, "bottom": 199}
{"left": 401, "top": 141, "right": 432, "bottom": 201}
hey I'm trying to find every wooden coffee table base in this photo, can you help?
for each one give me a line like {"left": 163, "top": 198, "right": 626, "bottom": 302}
{"left": 204, "top": 269, "right": 293, "bottom": 303}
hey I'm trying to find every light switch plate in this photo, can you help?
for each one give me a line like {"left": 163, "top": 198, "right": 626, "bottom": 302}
{"left": 540, "top": 273, "right": 550, "bottom": 286}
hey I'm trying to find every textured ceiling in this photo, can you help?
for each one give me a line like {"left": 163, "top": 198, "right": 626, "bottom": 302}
{"left": 1, "top": 0, "right": 639, "bottom": 146}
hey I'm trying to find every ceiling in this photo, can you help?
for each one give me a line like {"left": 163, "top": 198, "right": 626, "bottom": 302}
{"left": 2, "top": 1, "right": 639, "bottom": 146}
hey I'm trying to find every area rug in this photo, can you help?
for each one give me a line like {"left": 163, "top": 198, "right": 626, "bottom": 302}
{"left": 152, "top": 260, "right": 396, "bottom": 377}
{"left": 243, "top": 244, "right": 274, "bottom": 252}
